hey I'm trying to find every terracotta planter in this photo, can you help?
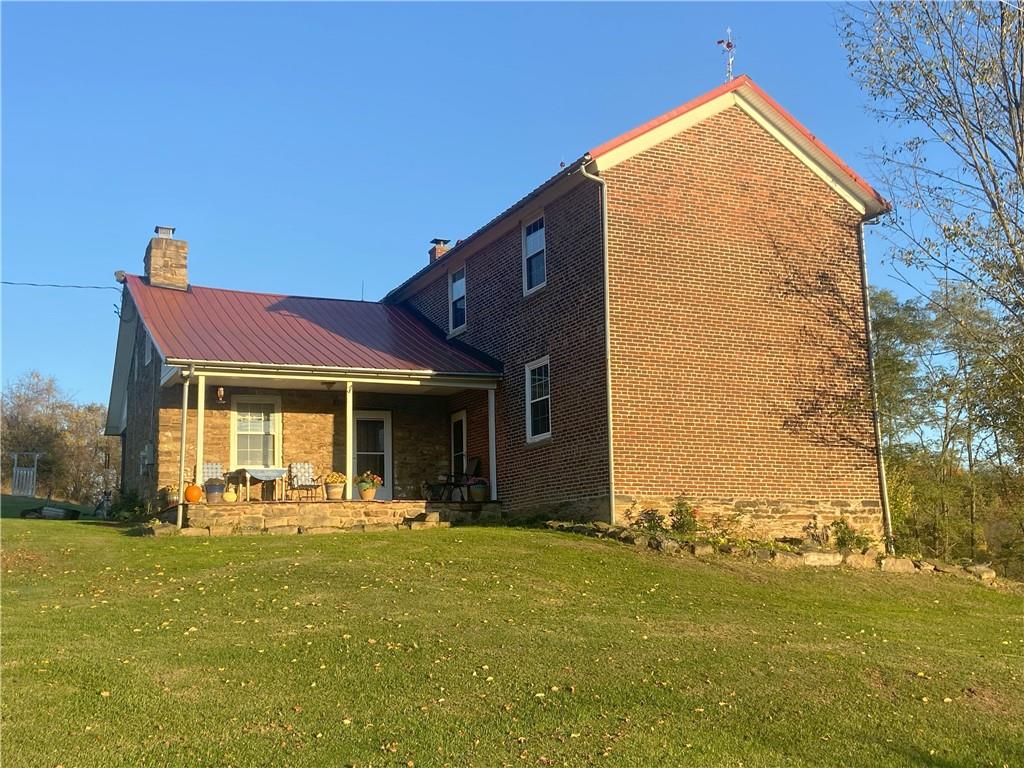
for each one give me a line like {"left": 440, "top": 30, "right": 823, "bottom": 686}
{"left": 325, "top": 483, "right": 346, "bottom": 501}
{"left": 205, "top": 485, "right": 225, "bottom": 504}
{"left": 469, "top": 484, "right": 488, "bottom": 503}
{"left": 358, "top": 485, "right": 377, "bottom": 501}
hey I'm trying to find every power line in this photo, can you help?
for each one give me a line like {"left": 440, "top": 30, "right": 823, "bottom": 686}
{"left": 1, "top": 280, "right": 121, "bottom": 291}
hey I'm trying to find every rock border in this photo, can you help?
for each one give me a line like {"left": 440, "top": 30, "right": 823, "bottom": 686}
{"left": 544, "top": 521, "right": 999, "bottom": 583}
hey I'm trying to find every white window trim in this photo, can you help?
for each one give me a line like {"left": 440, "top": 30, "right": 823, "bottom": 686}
{"left": 143, "top": 330, "right": 153, "bottom": 367}
{"left": 354, "top": 409, "right": 393, "bottom": 501}
{"left": 448, "top": 264, "right": 467, "bottom": 336}
{"left": 229, "top": 394, "right": 283, "bottom": 471}
{"left": 522, "top": 213, "right": 547, "bottom": 297}
{"left": 524, "top": 355, "right": 552, "bottom": 443}
{"left": 450, "top": 409, "right": 468, "bottom": 474}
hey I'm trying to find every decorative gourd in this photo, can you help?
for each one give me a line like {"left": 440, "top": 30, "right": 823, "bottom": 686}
{"left": 183, "top": 484, "right": 203, "bottom": 503}
{"left": 223, "top": 489, "right": 238, "bottom": 503}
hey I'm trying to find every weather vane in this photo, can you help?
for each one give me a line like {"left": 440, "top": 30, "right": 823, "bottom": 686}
{"left": 716, "top": 28, "right": 736, "bottom": 82}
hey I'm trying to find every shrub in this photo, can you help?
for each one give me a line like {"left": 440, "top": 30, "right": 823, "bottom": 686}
{"left": 669, "top": 496, "right": 698, "bottom": 535}
{"left": 109, "top": 491, "right": 153, "bottom": 522}
{"left": 630, "top": 508, "right": 667, "bottom": 533}
{"left": 802, "top": 519, "right": 831, "bottom": 547}
{"left": 701, "top": 511, "right": 741, "bottom": 542}
{"left": 830, "top": 517, "right": 871, "bottom": 551}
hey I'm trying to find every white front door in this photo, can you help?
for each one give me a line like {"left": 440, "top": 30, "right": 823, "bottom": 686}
{"left": 354, "top": 410, "right": 393, "bottom": 500}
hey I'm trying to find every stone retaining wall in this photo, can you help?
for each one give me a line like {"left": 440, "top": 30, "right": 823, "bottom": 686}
{"left": 615, "top": 496, "right": 884, "bottom": 542}
{"left": 182, "top": 500, "right": 503, "bottom": 534}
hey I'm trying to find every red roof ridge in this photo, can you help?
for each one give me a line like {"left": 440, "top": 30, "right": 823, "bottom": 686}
{"left": 124, "top": 274, "right": 383, "bottom": 306}
{"left": 588, "top": 74, "right": 887, "bottom": 211}
{"left": 589, "top": 75, "right": 754, "bottom": 159}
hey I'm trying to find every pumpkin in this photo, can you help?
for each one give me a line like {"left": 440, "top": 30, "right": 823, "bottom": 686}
{"left": 223, "top": 490, "right": 238, "bottom": 503}
{"left": 183, "top": 484, "right": 203, "bottom": 503}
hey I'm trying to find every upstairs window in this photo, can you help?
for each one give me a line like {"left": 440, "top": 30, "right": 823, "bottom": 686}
{"left": 523, "top": 216, "right": 546, "bottom": 295}
{"left": 449, "top": 266, "right": 466, "bottom": 333}
{"left": 525, "top": 356, "right": 551, "bottom": 442}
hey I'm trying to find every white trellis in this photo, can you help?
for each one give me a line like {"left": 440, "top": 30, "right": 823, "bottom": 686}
{"left": 11, "top": 453, "right": 43, "bottom": 497}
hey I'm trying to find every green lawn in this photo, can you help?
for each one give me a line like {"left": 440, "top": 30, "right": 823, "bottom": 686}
{"left": 2, "top": 495, "right": 1022, "bottom": 767}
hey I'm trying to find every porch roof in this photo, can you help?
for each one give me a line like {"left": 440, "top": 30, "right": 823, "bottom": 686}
{"left": 124, "top": 275, "right": 500, "bottom": 376}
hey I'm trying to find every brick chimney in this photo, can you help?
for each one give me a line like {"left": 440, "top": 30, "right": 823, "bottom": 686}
{"left": 428, "top": 238, "right": 450, "bottom": 263}
{"left": 144, "top": 226, "right": 188, "bottom": 290}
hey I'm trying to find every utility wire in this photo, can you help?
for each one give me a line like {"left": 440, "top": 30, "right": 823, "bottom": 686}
{"left": 2, "top": 280, "right": 121, "bottom": 291}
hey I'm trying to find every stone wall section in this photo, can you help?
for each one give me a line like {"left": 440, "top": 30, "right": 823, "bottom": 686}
{"left": 156, "top": 388, "right": 450, "bottom": 501}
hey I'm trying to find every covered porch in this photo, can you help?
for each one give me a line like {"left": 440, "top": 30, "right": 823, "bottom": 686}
{"left": 163, "top": 363, "right": 501, "bottom": 528}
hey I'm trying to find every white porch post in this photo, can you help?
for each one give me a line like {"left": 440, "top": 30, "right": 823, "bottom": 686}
{"left": 345, "top": 381, "right": 355, "bottom": 499}
{"left": 175, "top": 373, "right": 191, "bottom": 529}
{"left": 195, "top": 374, "right": 206, "bottom": 484}
{"left": 487, "top": 388, "right": 497, "bottom": 501}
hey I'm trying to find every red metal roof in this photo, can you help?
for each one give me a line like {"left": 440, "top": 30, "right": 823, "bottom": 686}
{"left": 125, "top": 275, "right": 500, "bottom": 375}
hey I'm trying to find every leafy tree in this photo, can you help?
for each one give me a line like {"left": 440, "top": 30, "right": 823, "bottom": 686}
{"left": 842, "top": 1, "right": 1024, "bottom": 397}
{"left": 870, "top": 286, "right": 1022, "bottom": 569}
{"left": 1, "top": 372, "right": 118, "bottom": 502}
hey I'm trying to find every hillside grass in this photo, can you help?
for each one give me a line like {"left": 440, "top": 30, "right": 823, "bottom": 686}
{"left": 2, "top": 494, "right": 1022, "bottom": 767}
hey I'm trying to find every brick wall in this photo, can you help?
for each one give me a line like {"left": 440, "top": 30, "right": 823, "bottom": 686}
{"left": 603, "top": 105, "right": 883, "bottom": 538}
{"left": 157, "top": 387, "right": 449, "bottom": 500}
{"left": 401, "top": 180, "right": 611, "bottom": 520}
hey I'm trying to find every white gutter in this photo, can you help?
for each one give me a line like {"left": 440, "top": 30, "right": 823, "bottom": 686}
{"left": 163, "top": 358, "right": 501, "bottom": 380}
{"left": 858, "top": 222, "right": 894, "bottom": 553}
{"left": 579, "top": 157, "right": 617, "bottom": 523}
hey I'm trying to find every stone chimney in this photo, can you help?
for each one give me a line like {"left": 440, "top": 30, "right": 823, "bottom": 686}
{"left": 428, "top": 238, "right": 450, "bottom": 263}
{"left": 144, "top": 226, "right": 188, "bottom": 290}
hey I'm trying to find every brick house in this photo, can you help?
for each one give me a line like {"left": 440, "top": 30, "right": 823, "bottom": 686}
{"left": 106, "top": 76, "right": 890, "bottom": 538}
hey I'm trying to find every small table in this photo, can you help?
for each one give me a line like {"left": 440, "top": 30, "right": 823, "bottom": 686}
{"left": 241, "top": 467, "right": 288, "bottom": 501}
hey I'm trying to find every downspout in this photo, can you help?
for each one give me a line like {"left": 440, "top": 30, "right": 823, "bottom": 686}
{"left": 579, "top": 157, "right": 617, "bottom": 523}
{"left": 175, "top": 365, "right": 194, "bottom": 529}
{"left": 857, "top": 222, "right": 894, "bottom": 553}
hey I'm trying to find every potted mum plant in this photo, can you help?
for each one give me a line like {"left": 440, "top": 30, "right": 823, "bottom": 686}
{"left": 324, "top": 471, "right": 347, "bottom": 501}
{"left": 355, "top": 470, "right": 383, "bottom": 500}
{"left": 467, "top": 476, "right": 489, "bottom": 503}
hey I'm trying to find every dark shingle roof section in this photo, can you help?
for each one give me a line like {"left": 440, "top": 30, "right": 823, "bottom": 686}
{"left": 125, "top": 275, "right": 500, "bottom": 375}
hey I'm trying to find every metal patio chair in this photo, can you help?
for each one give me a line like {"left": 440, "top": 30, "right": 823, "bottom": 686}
{"left": 440, "top": 457, "right": 480, "bottom": 502}
{"left": 288, "top": 462, "right": 323, "bottom": 501}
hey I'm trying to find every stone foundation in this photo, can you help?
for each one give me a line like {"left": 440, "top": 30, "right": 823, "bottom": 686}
{"left": 613, "top": 496, "right": 884, "bottom": 543}
{"left": 181, "top": 499, "right": 503, "bottom": 534}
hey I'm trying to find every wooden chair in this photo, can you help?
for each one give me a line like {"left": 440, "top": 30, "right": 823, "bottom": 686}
{"left": 288, "top": 462, "right": 323, "bottom": 501}
{"left": 441, "top": 457, "right": 480, "bottom": 501}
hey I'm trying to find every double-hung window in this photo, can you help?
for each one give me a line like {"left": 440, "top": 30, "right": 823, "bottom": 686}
{"left": 231, "top": 396, "right": 281, "bottom": 469}
{"left": 523, "top": 215, "right": 546, "bottom": 294}
{"left": 525, "top": 356, "right": 551, "bottom": 442}
{"left": 449, "top": 266, "right": 466, "bottom": 333}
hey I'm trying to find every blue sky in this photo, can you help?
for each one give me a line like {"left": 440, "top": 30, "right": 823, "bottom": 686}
{"left": 2, "top": 2, "right": 905, "bottom": 404}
